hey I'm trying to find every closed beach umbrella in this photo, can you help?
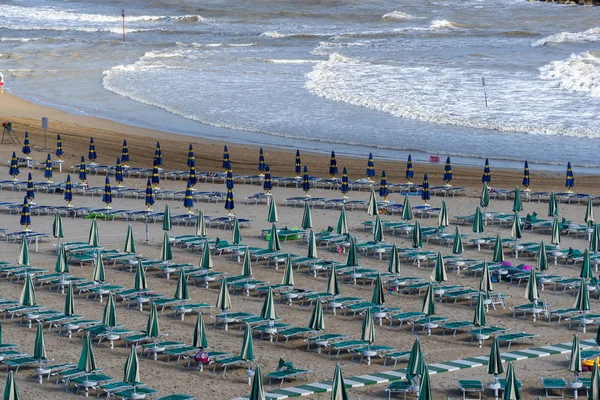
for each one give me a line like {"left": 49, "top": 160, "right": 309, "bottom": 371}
{"left": 371, "top": 273, "right": 385, "bottom": 306}
{"left": 493, "top": 233, "right": 504, "bottom": 263}
{"left": 145, "top": 179, "right": 154, "bottom": 210}
{"left": 115, "top": 158, "right": 124, "bottom": 187}
{"left": 64, "top": 175, "right": 73, "bottom": 207}
{"left": 569, "top": 334, "right": 582, "bottom": 380}
{"left": 263, "top": 165, "right": 272, "bottom": 194}
{"left": 53, "top": 212, "right": 64, "bottom": 243}
{"left": 9, "top": 151, "right": 19, "bottom": 181}
{"left": 151, "top": 158, "right": 160, "bottom": 189}
{"left": 308, "top": 299, "right": 324, "bottom": 331}
{"left": 307, "top": 230, "right": 318, "bottom": 259}
{"left": 174, "top": 270, "right": 189, "bottom": 301}
{"left": 102, "top": 294, "right": 117, "bottom": 327}
{"left": 548, "top": 191, "right": 558, "bottom": 217}
{"left": 388, "top": 244, "right": 401, "bottom": 276}
{"left": 17, "top": 237, "right": 29, "bottom": 266}
{"left": 473, "top": 207, "right": 484, "bottom": 235}
{"left": 193, "top": 313, "right": 208, "bottom": 349}
{"left": 488, "top": 336, "right": 504, "bottom": 378}
{"left": 282, "top": 257, "right": 294, "bottom": 286}
{"left": 146, "top": 303, "right": 160, "bottom": 340}
{"left": 366, "top": 152, "right": 375, "bottom": 181}
{"left": 361, "top": 308, "right": 375, "bottom": 345}
{"left": 78, "top": 333, "right": 96, "bottom": 373}
{"left": 573, "top": 279, "right": 590, "bottom": 316}
{"left": 154, "top": 142, "right": 162, "bottom": 167}
{"left": 482, "top": 158, "right": 491, "bottom": 183}
{"left": 302, "top": 166, "right": 310, "bottom": 196}
{"left": 581, "top": 249, "right": 593, "bottom": 279}
{"left": 187, "top": 144, "right": 195, "bottom": 168}
{"left": 92, "top": 250, "right": 105, "bottom": 283}
{"left": 327, "top": 265, "right": 340, "bottom": 297}
{"left": 452, "top": 226, "right": 464, "bottom": 255}
{"left": 3, "top": 371, "right": 19, "bottom": 400}
{"left": 438, "top": 201, "right": 449, "bottom": 230}
{"left": 373, "top": 215, "right": 384, "bottom": 243}
{"left": 184, "top": 181, "right": 194, "bottom": 214}
{"left": 22, "top": 131, "right": 31, "bottom": 158}
{"left": 480, "top": 261, "right": 494, "bottom": 293}
{"left": 503, "top": 363, "right": 521, "bottom": 400}
{"left": 20, "top": 196, "right": 31, "bottom": 231}
{"left": 123, "top": 346, "right": 141, "bottom": 388}
{"left": 401, "top": 196, "right": 413, "bottom": 221}
{"left": 329, "top": 151, "right": 338, "bottom": 178}
{"left": 88, "top": 137, "right": 96, "bottom": 163}
{"left": 232, "top": 216, "right": 242, "bottom": 245}
{"left": 337, "top": 207, "right": 348, "bottom": 235}
{"left": 26, "top": 173, "right": 35, "bottom": 203}
{"left": 421, "top": 174, "right": 430, "bottom": 204}
{"left": 33, "top": 323, "right": 46, "bottom": 360}
{"left": 346, "top": 238, "right": 359, "bottom": 267}
{"left": 260, "top": 287, "right": 277, "bottom": 322}
{"left": 240, "top": 324, "right": 254, "bottom": 363}
{"left": 406, "top": 154, "right": 414, "bottom": 184}
{"left": 242, "top": 248, "right": 252, "bottom": 277}
{"left": 522, "top": 161, "right": 530, "bottom": 190}
{"left": 551, "top": 217, "right": 561, "bottom": 246}
{"left": 55, "top": 244, "right": 69, "bottom": 275}
{"left": 537, "top": 241, "right": 548, "bottom": 272}
{"left": 473, "top": 292, "right": 487, "bottom": 337}
{"left": 196, "top": 210, "right": 207, "bottom": 237}
{"left": 102, "top": 176, "right": 112, "bottom": 208}
{"left": 591, "top": 224, "right": 600, "bottom": 253}
{"left": 443, "top": 157, "right": 453, "bottom": 186}
{"left": 525, "top": 267, "right": 539, "bottom": 304}
{"left": 412, "top": 220, "right": 422, "bottom": 249}
{"left": 121, "top": 140, "right": 129, "bottom": 166}
{"left": 379, "top": 171, "right": 388, "bottom": 202}
{"left": 268, "top": 223, "right": 281, "bottom": 252}
{"left": 480, "top": 182, "right": 490, "bottom": 208}
{"left": 216, "top": 279, "right": 231, "bottom": 312}
{"left": 340, "top": 166, "right": 349, "bottom": 198}
{"left": 331, "top": 364, "right": 349, "bottom": 400}
{"left": 295, "top": 150, "right": 301, "bottom": 178}
{"left": 586, "top": 198, "right": 595, "bottom": 228}
{"left": 162, "top": 204, "right": 172, "bottom": 231}
{"left": 431, "top": 252, "right": 447, "bottom": 284}
{"left": 248, "top": 364, "right": 265, "bottom": 400}
{"left": 511, "top": 212, "right": 522, "bottom": 240}
{"left": 422, "top": 283, "right": 436, "bottom": 317}
{"left": 79, "top": 157, "right": 86, "bottom": 183}
{"left": 44, "top": 154, "right": 53, "bottom": 182}
{"left": 222, "top": 145, "right": 230, "bottom": 170}
{"left": 302, "top": 201, "right": 313, "bottom": 230}
{"left": 225, "top": 185, "right": 235, "bottom": 214}
{"left": 406, "top": 337, "right": 425, "bottom": 379}
{"left": 418, "top": 365, "right": 432, "bottom": 400}
{"left": 590, "top": 360, "right": 599, "bottom": 400}
{"left": 88, "top": 219, "right": 99, "bottom": 247}
{"left": 188, "top": 159, "right": 197, "bottom": 187}
{"left": 20, "top": 273, "right": 36, "bottom": 306}
{"left": 512, "top": 187, "right": 523, "bottom": 212}
{"left": 124, "top": 225, "right": 136, "bottom": 254}
{"left": 160, "top": 232, "right": 172, "bottom": 262}
{"left": 267, "top": 195, "right": 278, "bottom": 223}
{"left": 258, "top": 148, "right": 266, "bottom": 175}
{"left": 134, "top": 259, "right": 147, "bottom": 291}
{"left": 566, "top": 161, "right": 575, "bottom": 193}
{"left": 199, "top": 241, "right": 213, "bottom": 269}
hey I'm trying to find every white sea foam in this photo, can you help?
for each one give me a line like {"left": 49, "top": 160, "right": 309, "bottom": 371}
{"left": 0, "top": 37, "right": 40, "bottom": 42}
{"left": 540, "top": 52, "right": 600, "bottom": 98}
{"left": 264, "top": 59, "right": 319, "bottom": 64}
{"left": 429, "top": 19, "right": 456, "bottom": 29}
{"left": 532, "top": 28, "right": 600, "bottom": 47}
{"left": 260, "top": 31, "right": 288, "bottom": 38}
{"left": 381, "top": 11, "right": 418, "bottom": 20}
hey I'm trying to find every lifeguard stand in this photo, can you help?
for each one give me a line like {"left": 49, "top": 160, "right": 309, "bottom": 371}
{"left": 2, "top": 121, "right": 20, "bottom": 144}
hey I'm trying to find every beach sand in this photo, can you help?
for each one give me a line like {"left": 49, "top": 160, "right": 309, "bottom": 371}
{"left": 0, "top": 92, "right": 598, "bottom": 399}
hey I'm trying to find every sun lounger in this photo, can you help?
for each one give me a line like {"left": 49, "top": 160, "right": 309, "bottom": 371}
{"left": 389, "top": 312, "right": 426, "bottom": 328}
{"left": 351, "top": 345, "right": 396, "bottom": 365}
{"left": 496, "top": 332, "right": 536, "bottom": 350}
{"left": 305, "top": 333, "right": 348, "bottom": 353}
{"left": 469, "top": 326, "right": 507, "bottom": 345}
{"left": 547, "top": 307, "right": 579, "bottom": 324}
{"left": 511, "top": 301, "right": 550, "bottom": 320}
{"left": 385, "top": 380, "right": 416, "bottom": 400}
{"left": 411, "top": 316, "right": 451, "bottom": 333}
{"left": 497, "top": 378, "right": 523, "bottom": 396}
{"left": 140, "top": 341, "right": 185, "bottom": 360}
{"left": 542, "top": 377, "right": 566, "bottom": 398}
{"left": 212, "top": 356, "right": 247, "bottom": 375}
{"left": 276, "top": 327, "right": 317, "bottom": 343}
{"left": 441, "top": 321, "right": 475, "bottom": 336}
{"left": 328, "top": 340, "right": 367, "bottom": 358}
{"left": 155, "top": 395, "right": 195, "bottom": 400}
{"left": 70, "top": 373, "right": 114, "bottom": 395}
{"left": 114, "top": 387, "right": 158, "bottom": 399}
{"left": 186, "top": 351, "right": 230, "bottom": 370}
{"left": 382, "top": 351, "right": 411, "bottom": 368}
{"left": 266, "top": 360, "right": 312, "bottom": 388}
{"left": 4, "top": 356, "right": 51, "bottom": 372}
{"left": 458, "top": 380, "right": 484, "bottom": 400}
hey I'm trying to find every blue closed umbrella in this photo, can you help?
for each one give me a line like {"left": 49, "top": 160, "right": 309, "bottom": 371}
{"left": 188, "top": 158, "right": 197, "bottom": 187}
{"left": 443, "top": 156, "right": 452, "bottom": 186}
{"left": 121, "top": 140, "right": 129, "bottom": 166}
{"left": 79, "top": 156, "right": 86, "bottom": 183}
{"left": 406, "top": 154, "right": 414, "bottom": 183}
{"left": 145, "top": 179, "right": 154, "bottom": 210}
{"left": 379, "top": 170, "right": 388, "bottom": 202}
{"left": 154, "top": 142, "right": 162, "bottom": 167}
{"left": 366, "top": 153, "right": 375, "bottom": 181}
{"left": 295, "top": 150, "right": 301, "bottom": 177}
{"left": 421, "top": 174, "right": 430, "bottom": 204}
{"left": 187, "top": 144, "right": 195, "bottom": 168}
{"left": 226, "top": 161, "right": 234, "bottom": 190}
{"left": 224, "top": 187, "right": 235, "bottom": 215}
{"left": 9, "top": 151, "right": 19, "bottom": 181}
{"left": 565, "top": 161, "right": 574, "bottom": 193}
{"left": 56, "top": 135, "right": 63, "bottom": 160}
{"left": 151, "top": 158, "right": 160, "bottom": 189}
{"left": 329, "top": 151, "right": 338, "bottom": 177}
{"left": 184, "top": 180, "right": 194, "bottom": 214}
{"left": 22, "top": 131, "right": 31, "bottom": 158}
{"left": 64, "top": 175, "right": 73, "bottom": 207}
{"left": 88, "top": 137, "right": 97, "bottom": 163}
{"left": 258, "top": 148, "right": 266, "bottom": 175}
{"left": 222, "top": 145, "right": 230, "bottom": 170}
{"left": 522, "top": 161, "right": 530, "bottom": 191}
{"left": 302, "top": 166, "right": 310, "bottom": 196}
{"left": 26, "top": 173, "right": 35, "bottom": 203}
{"left": 482, "top": 158, "right": 491, "bottom": 183}
{"left": 103, "top": 176, "right": 112, "bottom": 209}
{"left": 115, "top": 158, "right": 124, "bottom": 187}
{"left": 20, "top": 196, "right": 31, "bottom": 231}
{"left": 263, "top": 165, "right": 272, "bottom": 194}
{"left": 341, "top": 166, "right": 349, "bottom": 198}
{"left": 43, "top": 154, "right": 53, "bottom": 182}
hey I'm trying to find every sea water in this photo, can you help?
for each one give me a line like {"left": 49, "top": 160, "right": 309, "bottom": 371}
{"left": 2, "top": 0, "right": 600, "bottom": 172}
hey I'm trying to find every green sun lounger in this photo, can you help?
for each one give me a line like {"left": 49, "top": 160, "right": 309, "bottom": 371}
{"left": 385, "top": 380, "right": 415, "bottom": 400}
{"left": 458, "top": 380, "right": 483, "bottom": 400}
{"left": 212, "top": 356, "right": 246, "bottom": 375}
{"left": 306, "top": 333, "right": 348, "bottom": 352}
{"left": 266, "top": 368, "right": 312, "bottom": 387}
{"left": 276, "top": 327, "right": 316, "bottom": 343}
{"left": 114, "top": 386, "right": 158, "bottom": 399}
{"left": 441, "top": 321, "right": 475, "bottom": 336}
{"left": 70, "top": 373, "right": 114, "bottom": 395}
{"left": 328, "top": 340, "right": 367, "bottom": 357}
{"left": 496, "top": 332, "right": 536, "bottom": 350}
{"left": 542, "top": 377, "right": 566, "bottom": 398}
{"left": 382, "top": 351, "right": 411, "bottom": 368}
{"left": 155, "top": 396, "right": 196, "bottom": 400}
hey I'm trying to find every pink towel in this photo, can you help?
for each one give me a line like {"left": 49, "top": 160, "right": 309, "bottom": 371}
{"left": 523, "top": 265, "right": 533, "bottom": 271}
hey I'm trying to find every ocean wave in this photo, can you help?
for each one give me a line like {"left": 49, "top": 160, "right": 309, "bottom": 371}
{"left": 264, "top": 59, "right": 319, "bottom": 64}
{"left": 0, "top": 37, "right": 40, "bottom": 42}
{"left": 0, "top": 24, "right": 160, "bottom": 34}
{"left": 539, "top": 52, "right": 600, "bottom": 98}
{"left": 429, "top": 19, "right": 457, "bottom": 29}
{"left": 381, "top": 11, "right": 419, "bottom": 20}
{"left": 532, "top": 27, "right": 600, "bottom": 47}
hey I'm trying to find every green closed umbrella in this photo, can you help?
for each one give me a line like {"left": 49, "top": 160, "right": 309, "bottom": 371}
{"left": 438, "top": 200, "right": 448, "bottom": 230}
{"left": 330, "top": 363, "right": 349, "bottom": 400}
{"left": 512, "top": 187, "right": 523, "bottom": 212}
{"left": 371, "top": 273, "right": 385, "bottom": 306}
{"left": 193, "top": 313, "right": 208, "bottom": 349}
{"left": 102, "top": 294, "right": 117, "bottom": 327}
{"left": 124, "top": 225, "right": 136, "bottom": 254}
{"left": 406, "top": 337, "right": 425, "bottom": 379}
{"left": 591, "top": 224, "right": 600, "bottom": 253}
{"left": 388, "top": 244, "right": 401, "bottom": 277}
{"left": 88, "top": 219, "right": 99, "bottom": 247}
{"left": 548, "top": 191, "right": 558, "bottom": 218}
{"left": 20, "top": 274, "right": 36, "bottom": 306}
{"left": 146, "top": 303, "right": 160, "bottom": 340}
{"left": 573, "top": 280, "right": 590, "bottom": 333}
{"left": 308, "top": 300, "right": 324, "bottom": 332}
{"left": 162, "top": 204, "right": 172, "bottom": 231}
{"left": 282, "top": 257, "right": 294, "bottom": 286}
{"left": 503, "top": 363, "right": 521, "bottom": 400}
{"left": 589, "top": 359, "right": 599, "bottom": 400}
{"left": 488, "top": 336, "right": 504, "bottom": 379}
{"left": 480, "top": 182, "right": 490, "bottom": 208}
{"left": 242, "top": 248, "right": 253, "bottom": 277}
{"left": 337, "top": 208, "right": 348, "bottom": 235}
{"left": 78, "top": 333, "right": 97, "bottom": 373}
{"left": 216, "top": 279, "right": 232, "bottom": 313}
{"left": 361, "top": 309, "right": 375, "bottom": 361}
{"left": 4, "top": 371, "right": 20, "bottom": 400}
{"left": 430, "top": 252, "right": 447, "bottom": 284}
{"left": 493, "top": 234, "right": 504, "bottom": 263}
{"left": 473, "top": 207, "right": 484, "bottom": 235}
{"left": 267, "top": 196, "right": 278, "bottom": 223}
{"left": 55, "top": 244, "right": 69, "bottom": 275}
{"left": 200, "top": 241, "right": 213, "bottom": 269}
{"left": 260, "top": 287, "right": 277, "bottom": 322}
{"left": 511, "top": 212, "right": 522, "bottom": 240}
{"left": 123, "top": 346, "right": 142, "bottom": 389}
{"left": 268, "top": 223, "right": 281, "bottom": 252}
{"left": 232, "top": 216, "right": 242, "bottom": 245}
{"left": 160, "top": 232, "right": 173, "bottom": 262}
{"left": 33, "top": 323, "right": 46, "bottom": 360}
{"left": 307, "top": 230, "right": 318, "bottom": 259}
{"left": 473, "top": 292, "right": 487, "bottom": 348}
{"left": 240, "top": 324, "right": 255, "bottom": 367}
{"left": 373, "top": 215, "right": 384, "bottom": 243}
{"left": 580, "top": 249, "right": 593, "bottom": 279}
{"left": 301, "top": 201, "right": 313, "bottom": 230}
{"left": 52, "top": 211, "right": 64, "bottom": 247}
{"left": 64, "top": 283, "right": 75, "bottom": 317}
{"left": 586, "top": 198, "right": 595, "bottom": 228}
{"left": 569, "top": 334, "right": 582, "bottom": 381}
{"left": 327, "top": 265, "right": 340, "bottom": 297}
{"left": 537, "top": 241, "right": 549, "bottom": 272}
{"left": 412, "top": 220, "right": 422, "bottom": 249}
{"left": 346, "top": 238, "right": 359, "bottom": 267}
{"left": 452, "top": 226, "right": 464, "bottom": 255}
{"left": 175, "top": 270, "right": 189, "bottom": 301}
{"left": 551, "top": 217, "right": 561, "bottom": 246}
{"left": 134, "top": 259, "right": 147, "bottom": 291}
{"left": 92, "top": 250, "right": 105, "bottom": 283}
{"left": 17, "top": 237, "right": 29, "bottom": 266}
{"left": 249, "top": 364, "right": 265, "bottom": 400}
{"left": 422, "top": 283, "right": 436, "bottom": 317}
{"left": 418, "top": 365, "right": 432, "bottom": 400}
{"left": 480, "top": 261, "right": 494, "bottom": 293}
{"left": 196, "top": 210, "right": 208, "bottom": 237}
{"left": 401, "top": 196, "right": 413, "bottom": 221}
{"left": 367, "top": 188, "right": 378, "bottom": 216}
{"left": 525, "top": 268, "right": 540, "bottom": 321}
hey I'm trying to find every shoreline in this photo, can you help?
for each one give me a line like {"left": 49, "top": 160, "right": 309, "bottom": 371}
{"left": 1, "top": 92, "right": 599, "bottom": 197}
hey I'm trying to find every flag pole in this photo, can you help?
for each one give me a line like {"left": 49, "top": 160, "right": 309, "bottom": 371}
{"left": 122, "top": 10, "right": 126, "bottom": 42}
{"left": 481, "top": 77, "right": 488, "bottom": 108}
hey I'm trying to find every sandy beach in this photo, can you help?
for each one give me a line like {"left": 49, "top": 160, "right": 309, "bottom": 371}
{"left": 0, "top": 92, "right": 599, "bottom": 400}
